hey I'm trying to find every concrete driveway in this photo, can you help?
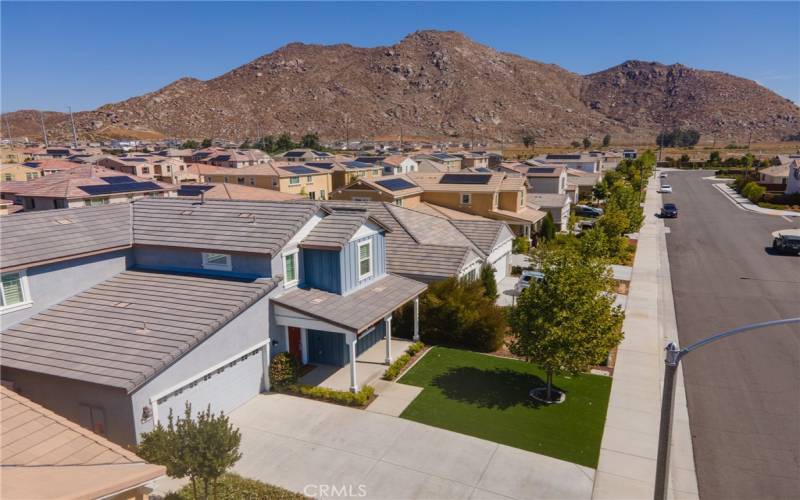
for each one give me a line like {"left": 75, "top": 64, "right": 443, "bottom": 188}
{"left": 230, "top": 394, "right": 595, "bottom": 499}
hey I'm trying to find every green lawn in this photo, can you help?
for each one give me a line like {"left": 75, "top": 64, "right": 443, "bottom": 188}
{"left": 398, "top": 347, "right": 612, "bottom": 468}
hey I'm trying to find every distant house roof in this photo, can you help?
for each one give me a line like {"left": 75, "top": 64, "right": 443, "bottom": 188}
{"left": 132, "top": 198, "right": 318, "bottom": 256}
{"left": 187, "top": 163, "right": 279, "bottom": 177}
{"left": 407, "top": 172, "right": 505, "bottom": 193}
{"left": 21, "top": 159, "right": 82, "bottom": 172}
{"left": 0, "top": 270, "right": 279, "bottom": 392}
{"left": 300, "top": 211, "right": 371, "bottom": 250}
{"left": 0, "top": 386, "right": 165, "bottom": 500}
{"left": 178, "top": 183, "right": 304, "bottom": 202}
{"left": 760, "top": 164, "right": 790, "bottom": 178}
{"left": 0, "top": 204, "right": 132, "bottom": 271}
{"left": 527, "top": 193, "right": 569, "bottom": 208}
{"left": 272, "top": 274, "right": 426, "bottom": 334}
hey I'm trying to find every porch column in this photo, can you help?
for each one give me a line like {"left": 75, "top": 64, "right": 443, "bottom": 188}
{"left": 262, "top": 340, "right": 271, "bottom": 392}
{"left": 384, "top": 316, "right": 393, "bottom": 365}
{"left": 349, "top": 337, "right": 358, "bottom": 392}
{"left": 413, "top": 298, "right": 420, "bottom": 342}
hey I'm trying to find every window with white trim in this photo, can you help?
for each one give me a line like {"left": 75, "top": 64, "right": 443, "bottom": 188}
{"left": 202, "top": 253, "right": 232, "bottom": 271}
{"left": 1, "top": 270, "right": 31, "bottom": 312}
{"left": 283, "top": 250, "right": 299, "bottom": 286}
{"left": 460, "top": 193, "right": 472, "bottom": 205}
{"left": 289, "top": 176, "right": 300, "bottom": 185}
{"left": 357, "top": 240, "right": 372, "bottom": 280}
{"left": 306, "top": 175, "right": 313, "bottom": 183}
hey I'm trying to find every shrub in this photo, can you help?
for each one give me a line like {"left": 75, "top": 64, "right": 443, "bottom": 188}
{"left": 269, "top": 352, "right": 298, "bottom": 388}
{"left": 512, "top": 236, "right": 530, "bottom": 254}
{"left": 420, "top": 278, "right": 507, "bottom": 352}
{"left": 480, "top": 264, "right": 498, "bottom": 299}
{"left": 740, "top": 181, "right": 766, "bottom": 203}
{"left": 540, "top": 212, "right": 556, "bottom": 240}
{"left": 406, "top": 341, "right": 424, "bottom": 356}
{"left": 382, "top": 342, "right": 425, "bottom": 380}
{"left": 166, "top": 472, "right": 307, "bottom": 500}
{"left": 285, "top": 384, "right": 375, "bottom": 407}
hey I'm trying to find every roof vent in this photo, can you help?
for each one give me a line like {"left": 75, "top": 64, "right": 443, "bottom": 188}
{"left": 114, "top": 302, "right": 130, "bottom": 308}
{"left": 180, "top": 210, "right": 193, "bottom": 216}
{"left": 310, "top": 297, "right": 326, "bottom": 304}
{"left": 373, "top": 286, "right": 387, "bottom": 293}
{"left": 54, "top": 218, "right": 74, "bottom": 225}
{"left": 238, "top": 212, "right": 254, "bottom": 218}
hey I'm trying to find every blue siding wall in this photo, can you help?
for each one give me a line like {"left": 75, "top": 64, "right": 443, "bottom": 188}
{"left": 133, "top": 246, "right": 271, "bottom": 278}
{"left": 302, "top": 249, "right": 341, "bottom": 293}
{"left": 340, "top": 233, "right": 386, "bottom": 295}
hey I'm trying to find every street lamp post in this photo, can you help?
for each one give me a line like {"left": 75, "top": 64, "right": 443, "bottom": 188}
{"left": 654, "top": 317, "right": 800, "bottom": 500}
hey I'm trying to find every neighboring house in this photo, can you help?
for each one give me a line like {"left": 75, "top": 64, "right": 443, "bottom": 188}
{"left": 22, "top": 146, "right": 75, "bottom": 160}
{"left": 0, "top": 199, "right": 428, "bottom": 445}
{"left": 786, "top": 160, "right": 800, "bottom": 195}
{"left": 415, "top": 157, "right": 451, "bottom": 173}
{"left": 0, "top": 199, "right": 23, "bottom": 215}
{"left": 193, "top": 162, "right": 333, "bottom": 200}
{"left": 0, "top": 163, "right": 40, "bottom": 182}
{"left": 537, "top": 154, "right": 602, "bottom": 174}
{"left": 623, "top": 149, "right": 638, "bottom": 159}
{"left": 590, "top": 150, "right": 622, "bottom": 171}
{"left": 177, "top": 183, "right": 304, "bottom": 201}
{"left": 279, "top": 149, "right": 335, "bottom": 163}
{"left": 527, "top": 193, "right": 571, "bottom": 230}
{"left": 0, "top": 165, "right": 177, "bottom": 211}
{"left": 0, "top": 386, "right": 165, "bottom": 500}
{"left": 413, "top": 152, "right": 462, "bottom": 171}
{"left": 453, "top": 152, "right": 489, "bottom": 169}
{"left": 306, "top": 159, "right": 384, "bottom": 190}
{"left": 330, "top": 175, "right": 423, "bottom": 207}
{"left": 759, "top": 164, "right": 789, "bottom": 187}
{"left": 500, "top": 163, "right": 567, "bottom": 194}
{"left": 98, "top": 154, "right": 197, "bottom": 184}
{"left": 22, "top": 158, "right": 83, "bottom": 176}
{"left": 381, "top": 155, "right": 419, "bottom": 175}
{"left": 202, "top": 149, "right": 271, "bottom": 168}
{"left": 566, "top": 168, "right": 601, "bottom": 200}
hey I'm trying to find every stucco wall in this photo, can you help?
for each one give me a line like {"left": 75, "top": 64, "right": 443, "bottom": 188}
{"left": 1, "top": 249, "right": 132, "bottom": 328}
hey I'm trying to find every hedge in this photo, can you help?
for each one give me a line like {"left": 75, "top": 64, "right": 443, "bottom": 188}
{"left": 284, "top": 384, "right": 375, "bottom": 407}
{"left": 165, "top": 472, "right": 307, "bottom": 500}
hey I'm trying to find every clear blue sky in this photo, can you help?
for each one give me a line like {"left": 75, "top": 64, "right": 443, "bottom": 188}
{"left": 2, "top": 1, "right": 798, "bottom": 112}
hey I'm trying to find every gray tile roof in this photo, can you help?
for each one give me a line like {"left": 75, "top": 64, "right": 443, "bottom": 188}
{"left": 385, "top": 205, "right": 481, "bottom": 254}
{"left": 0, "top": 204, "right": 132, "bottom": 270}
{"left": 132, "top": 198, "right": 317, "bottom": 256}
{"left": 450, "top": 220, "right": 508, "bottom": 255}
{"left": 386, "top": 243, "right": 479, "bottom": 282}
{"left": 301, "top": 211, "right": 368, "bottom": 250}
{"left": 272, "top": 274, "right": 426, "bottom": 333}
{"left": 0, "top": 270, "right": 278, "bottom": 392}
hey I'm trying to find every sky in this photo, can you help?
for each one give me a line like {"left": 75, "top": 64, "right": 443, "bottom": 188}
{"left": 2, "top": 1, "right": 798, "bottom": 112}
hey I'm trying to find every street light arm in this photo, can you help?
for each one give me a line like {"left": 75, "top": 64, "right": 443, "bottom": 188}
{"left": 676, "top": 317, "right": 800, "bottom": 363}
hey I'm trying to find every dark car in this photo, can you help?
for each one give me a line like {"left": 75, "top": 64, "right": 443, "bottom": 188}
{"left": 661, "top": 203, "right": 678, "bottom": 218}
{"left": 574, "top": 205, "right": 604, "bottom": 218}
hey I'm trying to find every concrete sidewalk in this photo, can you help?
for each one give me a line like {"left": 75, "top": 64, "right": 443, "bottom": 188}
{"left": 592, "top": 179, "right": 699, "bottom": 499}
{"left": 711, "top": 182, "right": 800, "bottom": 217}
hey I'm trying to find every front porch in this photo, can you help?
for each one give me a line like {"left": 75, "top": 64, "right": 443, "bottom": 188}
{"left": 298, "top": 337, "right": 413, "bottom": 391}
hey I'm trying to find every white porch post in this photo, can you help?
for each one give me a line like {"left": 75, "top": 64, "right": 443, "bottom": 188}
{"left": 262, "top": 340, "right": 271, "bottom": 392}
{"left": 384, "top": 316, "right": 393, "bottom": 364}
{"left": 413, "top": 298, "right": 420, "bottom": 342}
{"left": 349, "top": 337, "right": 358, "bottom": 392}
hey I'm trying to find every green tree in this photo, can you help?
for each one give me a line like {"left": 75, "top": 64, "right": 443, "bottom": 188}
{"left": 420, "top": 278, "right": 507, "bottom": 352}
{"left": 602, "top": 134, "right": 611, "bottom": 147}
{"left": 743, "top": 153, "right": 755, "bottom": 180}
{"left": 708, "top": 151, "right": 721, "bottom": 166}
{"left": 582, "top": 137, "right": 592, "bottom": 149}
{"left": 540, "top": 212, "right": 556, "bottom": 240}
{"left": 522, "top": 133, "right": 536, "bottom": 149}
{"left": 508, "top": 246, "right": 624, "bottom": 401}
{"left": 300, "top": 132, "right": 321, "bottom": 149}
{"left": 479, "top": 264, "right": 498, "bottom": 299}
{"left": 570, "top": 140, "right": 581, "bottom": 148}
{"left": 275, "top": 133, "right": 295, "bottom": 152}
{"left": 138, "top": 404, "right": 242, "bottom": 500}
{"left": 181, "top": 140, "right": 199, "bottom": 150}
{"left": 200, "top": 139, "right": 212, "bottom": 148}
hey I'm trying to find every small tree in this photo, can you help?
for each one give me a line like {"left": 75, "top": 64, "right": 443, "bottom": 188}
{"left": 540, "top": 212, "right": 556, "bottom": 240}
{"left": 275, "top": 133, "right": 295, "bottom": 152}
{"left": 269, "top": 352, "right": 298, "bottom": 388}
{"left": 602, "top": 134, "right": 611, "bottom": 147}
{"left": 522, "top": 133, "right": 536, "bottom": 150}
{"left": 200, "top": 138, "right": 212, "bottom": 148}
{"left": 479, "top": 264, "right": 498, "bottom": 299}
{"left": 301, "top": 132, "right": 320, "bottom": 149}
{"left": 708, "top": 151, "right": 721, "bottom": 166}
{"left": 582, "top": 137, "right": 592, "bottom": 149}
{"left": 570, "top": 140, "right": 581, "bottom": 148}
{"left": 181, "top": 139, "right": 199, "bottom": 150}
{"left": 509, "top": 247, "right": 624, "bottom": 401}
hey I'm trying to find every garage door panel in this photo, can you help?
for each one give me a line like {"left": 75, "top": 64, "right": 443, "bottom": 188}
{"left": 308, "top": 330, "right": 347, "bottom": 366}
{"left": 492, "top": 252, "right": 509, "bottom": 282}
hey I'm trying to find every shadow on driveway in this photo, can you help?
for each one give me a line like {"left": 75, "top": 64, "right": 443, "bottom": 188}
{"left": 431, "top": 366, "right": 564, "bottom": 410}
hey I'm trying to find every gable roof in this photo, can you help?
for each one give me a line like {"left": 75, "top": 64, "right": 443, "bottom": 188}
{"left": 0, "top": 203, "right": 133, "bottom": 271}
{"left": 0, "top": 270, "right": 279, "bottom": 393}
{"left": 301, "top": 211, "right": 370, "bottom": 250}
{"left": 337, "top": 175, "right": 422, "bottom": 198}
{"left": 132, "top": 198, "right": 318, "bottom": 256}
{"left": 408, "top": 171, "right": 505, "bottom": 193}
{"left": 450, "top": 220, "right": 511, "bottom": 255}
{"left": 0, "top": 387, "right": 165, "bottom": 499}
{"left": 178, "top": 183, "right": 304, "bottom": 202}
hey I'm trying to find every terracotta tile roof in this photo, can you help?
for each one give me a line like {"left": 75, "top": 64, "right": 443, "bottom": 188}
{"left": 3, "top": 165, "right": 176, "bottom": 199}
{"left": 21, "top": 159, "right": 82, "bottom": 172}
{"left": 337, "top": 175, "right": 422, "bottom": 198}
{"left": 490, "top": 206, "right": 547, "bottom": 225}
{"left": 527, "top": 193, "right": 569, "bottom": 208}
{"left": 407, "top": 171, "right": 505, "bottom": 193}
{"left": 0, "top": 386, "right": 165, "bottom": 499}
{"left": 181, "top": 183, "right": 304, "bottom": 202}
{"left": 188, "top": 163, "right": 279, "bottom": 176}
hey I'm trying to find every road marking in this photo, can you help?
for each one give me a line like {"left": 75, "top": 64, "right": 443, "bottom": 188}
{"left": 740, "top": 276, "right": 800, "bottom": 284}
{"left": 782, "top": 216, "right": 793, "bottom": 222}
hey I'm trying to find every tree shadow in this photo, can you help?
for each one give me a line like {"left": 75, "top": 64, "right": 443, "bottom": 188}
{"left": 430, "top": 366, "right": 564, "bottom": 410}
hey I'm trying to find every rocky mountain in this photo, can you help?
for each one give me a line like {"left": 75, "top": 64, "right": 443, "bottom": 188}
{"left": 3, "top": 31, "right": 798, "bottom": 144}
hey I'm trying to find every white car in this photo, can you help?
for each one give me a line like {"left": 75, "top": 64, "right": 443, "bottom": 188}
{"left": 659, "top": 172, "right": 668, "bottom": 179}
{"left": 659, "top": 184, "right": 673, "bottom": 193}
{"left": 515, "top": 270, "right": 544, "bottom": 292}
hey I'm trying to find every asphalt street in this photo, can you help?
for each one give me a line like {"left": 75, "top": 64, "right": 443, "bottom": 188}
{"left": 662, "top": 170, "right": 800, "bottom": 499}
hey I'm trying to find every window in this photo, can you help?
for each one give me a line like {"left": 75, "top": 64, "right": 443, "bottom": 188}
{"left": 464, "top": 268, "right": 477, "bottom": 281}
{"left": 308, "top": 191, "right": 316, "bottom": 200}
{"left": 283, "top": 250, "right": 298, "bottom": 286}
{"left": 223, "top": 176, "right": 229, "bottom": 183}
{"left": 358, "top": 240, "right": 372, "bottom": 280}
{"left": 460, "top": 193, "right": 472, "bottom": 205}
{"left": 249, "top": 177, "right": 256, "bottom": 186}
{"left": 520, "top": 191, "right": 525, "bottom": 207}
{"left": 3, "top": 173, "right": 12, "bottom": 181}
{"left": 26, "top": 172, "right": 36, "bottom": 180}
{"left": 289, "top": 176, "right": 300, "bottom": 185}
{"left": 202, "top": 252, "right": 232, "bottom": 271}
{"left": 78, "top": 404, "right": 106, "bottom": 436}
{"left": 272, "top": 178, "right": 279, "bottom": 188}
{"left": 394, "top": 198, "right": 403, "bottom": 207}
{"left": 237, "top": 176, "right": 245, "bottom": 185}
{"left": 493, "top": 193, "right": 499, "bottom": 208}
{"left": 306, "top": 175, "right": 313, "bottom": 184}
{"left": 352, "top": 197, "right": 371, "bottom": 202}
{"left": 1, "top": 270, "right": 31, "bottom": 312}
{"left": 84, "top": 198, "right": 109, "bottom": 206}
{"left": 142, "top": 167, "right": 150, "bottom": 174}
{"left": 319, "top": 189, "right": 326, "bottom": 200}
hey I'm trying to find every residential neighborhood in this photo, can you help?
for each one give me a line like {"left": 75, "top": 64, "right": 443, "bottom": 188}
{"left": 1, "top": 3, "right": 799, "bottom": 500}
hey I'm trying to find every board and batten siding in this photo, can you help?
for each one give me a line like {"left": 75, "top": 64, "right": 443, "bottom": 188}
{"left": 340, "top": 233, "right": 386, "bottom": 295}
{"left": 302, "top": 249, "right": 342, "bottom": 294}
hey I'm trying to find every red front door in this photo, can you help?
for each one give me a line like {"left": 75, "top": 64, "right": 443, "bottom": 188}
{"left": 288, "top": 327, "right": 302, "bottom": 364}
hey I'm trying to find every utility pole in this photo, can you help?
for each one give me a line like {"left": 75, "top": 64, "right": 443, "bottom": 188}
{"left": 3, "top": 117, "right": 11, "bottom": 141}
{"left": 747, "top": 128, "right": 753, "bottom": 149}
{"left": 654, "top": 317, "right": 800, "bottom": 500}
{"left": 39, "top": 111, "right": 49, "bottom": 147}
{"left": 399, "top": 125, "right": 403, "bottom": 153}
{"left": 68, "top": 106, "right": 78, "bottom": 148}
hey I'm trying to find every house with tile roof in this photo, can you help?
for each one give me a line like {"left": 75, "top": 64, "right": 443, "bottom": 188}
{"left": 22, "top": 158, "right": 83, "bottom": 176}
{"left": 98, "top": 153, "right": 198, "bottom": 184}
{"left": 0, "top": 163, "right": 40, "bottom": 182}
{"left": 1, "top": 386, "right": 165, "bottom": 500}
{"left": 536, "top": 153, "right": 602, "bottom": 174}
{"left": 330, "top": 174, "right": 424, "bottom": 207}
{"left": 305, "top": 159, "right": 384, "bottom": 190}
{"left": 0, "top": 198, "right": 428, "bottom": 445}
{"left": 786, "top": 160, "right": 800, "bottom": 195}
{"left": 413, "top": 152, "right": 462, "bottom": 170}
{"left": 278, "top": 148, "right": 335, "bottom": 163}
{"left": 177, "top": 182, "right": 305, "bottom": 201}
{"left": 194, "top": 162, "right": 333, "bottom": 200}
{"left": 0, "top": 165, "right": 177, "bottom": 211}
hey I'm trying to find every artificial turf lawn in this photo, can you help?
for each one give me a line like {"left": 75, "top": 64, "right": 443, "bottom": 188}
{"left": 398, "top": 346, "right": 612, "bottom": 468}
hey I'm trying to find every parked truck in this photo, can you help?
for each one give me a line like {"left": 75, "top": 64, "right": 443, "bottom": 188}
{"left": 771, "top": 229, "right": 800, "bottom": 255}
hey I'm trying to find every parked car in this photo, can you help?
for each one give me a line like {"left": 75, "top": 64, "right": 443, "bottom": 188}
{"left": 659, "top": 184, "right": 673, "bottom": 193}
{"left": 771, "top": 229, "right": 800, "bottom": 255}
{"left": 659, "top": 172, "right": 668, "bottom": 178}
{"left": 661, "top": 203, "right": 678, "bottom": 218}
{"left": 515, "top": 270, "right": 544, "bottom": 292}
{"left": 574, "top": 205, "right": 604, "bottom": 217}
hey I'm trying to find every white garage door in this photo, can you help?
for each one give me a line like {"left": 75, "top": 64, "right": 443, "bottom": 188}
{"left": 154, "top": 347, "right": 265, "bottom": 425}
{"left": 492, "top": 252, "right": 509, "bottom": 282}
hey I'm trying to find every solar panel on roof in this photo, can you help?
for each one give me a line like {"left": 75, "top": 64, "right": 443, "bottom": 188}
{"left": 305, "top": 162, "right": 336, "bottom": 170}
{"left": 100, "top": 176, "right": 137, "bottom": 184}
{"left": 527, "top": 167, "right": 556, "bottom": 174}
{"left": 177, "top": 184, "right": 214, "bottom": 196}
{"left": 79, "top": 181, "right": 163, "bottom": 196}
{"left": 343, "top": 161, "right": 374, "bottom": 169}
{"left": 284, "top": 151, "right": 305, "bottom": 157}
{"left": 354, "top": 157, "right": 384, "bottom": 164}
{"left": 432, "top": 153, "right": 453, "bottom": 160}
{"left": 313, "top": 151, "right": 331, "bottom": 157}
{"left": 546, "top": 154, "right": 581, "bottom": 160}
{"left": 375, "top": 178, "right": 416, "bottom": 192}
{"left": 280, "top": 165, "right": 317, "bottom": 175}
{"left": 439, "top": 174, "right": 491, "bottom": 185}
{"left": 474, "top": 167, "right": 491, "bottom": 173}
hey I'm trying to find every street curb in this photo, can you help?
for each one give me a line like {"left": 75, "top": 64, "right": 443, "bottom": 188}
{"left": 712, "top": 183, "right": 800, "bottom": 217}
